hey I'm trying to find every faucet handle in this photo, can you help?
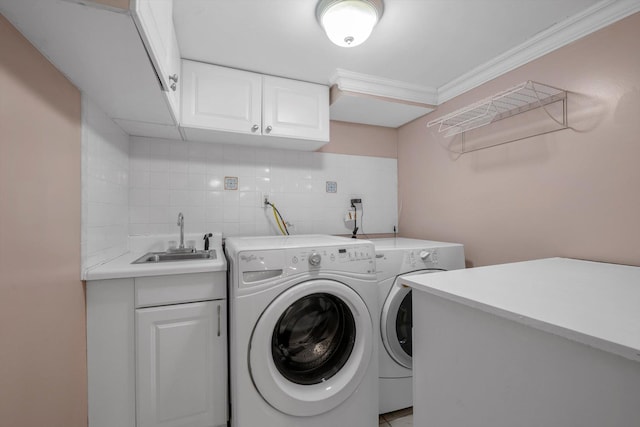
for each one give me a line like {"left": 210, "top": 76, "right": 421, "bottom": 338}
{"left": 203, "top": 233, "right": 213, "bottom": 251}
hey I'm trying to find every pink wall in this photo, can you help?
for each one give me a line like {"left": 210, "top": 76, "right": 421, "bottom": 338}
{"left": 398, "top": 12, "right": 640, "bottom": 268}
{"left": 320, "top": 120, "right": 398, "bottom": 158}
{"left": 0, "top": 15, "right": 86, "bottom": 427}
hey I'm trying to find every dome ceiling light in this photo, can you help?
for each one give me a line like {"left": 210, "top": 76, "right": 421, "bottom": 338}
{"left": 316, "top": 0, "right": 384, "bottom": 48}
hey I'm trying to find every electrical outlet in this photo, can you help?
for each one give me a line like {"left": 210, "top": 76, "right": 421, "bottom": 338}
{"left": 262, "top": 192, "right": 270, "bottom": 207}
{"left": 350, "top": 198, "right": 362, "bottom": 205}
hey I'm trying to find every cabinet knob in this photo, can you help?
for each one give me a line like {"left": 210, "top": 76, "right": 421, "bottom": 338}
{"left": 170, "top": 82, "right": 177, "bottom": 91}
{"left": 169, "top": 74, "right": 179, "bottom": 83}
{"left": 251, "top": 125, "right": 259, "bottom": 132}
{"left": 265, "top": 125, "right": 272, "bottom": 134}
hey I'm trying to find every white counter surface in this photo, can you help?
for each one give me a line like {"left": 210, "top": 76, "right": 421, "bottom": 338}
{"left": 84, "top": 249, "right": 226, "bottom": 280}
{"left": 402, "top": 257, "right": 640, "bottom": 362}
{"left": 83, "top": 233, "right": 227, "bottom": 280}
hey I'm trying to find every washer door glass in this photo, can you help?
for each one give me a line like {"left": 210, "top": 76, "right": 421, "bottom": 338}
{"left": 250, "top": 279, "right": 373, "bottom": 417}
{"left": 395, "top": 291, "right": 412, "bottom": 357}
{"left": 272, "top": 293, "right": 356, "bottom": 385}
{"left": 381, "top": 269, "right": 445, "bottom": 369}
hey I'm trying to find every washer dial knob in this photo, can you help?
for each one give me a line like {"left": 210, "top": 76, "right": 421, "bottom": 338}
{"left": 308, "top": 252, "right": 322, "bottom": 266}
{"left": 419, "top": 250, "right": 431, "bottom": 261}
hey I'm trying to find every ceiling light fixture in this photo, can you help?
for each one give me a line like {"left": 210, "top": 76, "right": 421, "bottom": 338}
{"left": 316, "top": 0, "right": 384, "bottom": 48}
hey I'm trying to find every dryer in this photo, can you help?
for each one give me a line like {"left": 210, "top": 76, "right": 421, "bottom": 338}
{"left": 225, "top": 235, "right": 379, "bottom": 427}
{"left": 372, "top": 238, "right": 465, "bottom": 414}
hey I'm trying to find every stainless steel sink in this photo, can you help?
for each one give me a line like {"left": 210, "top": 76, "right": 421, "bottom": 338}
{"left": 132, "top": 249, "right": 217, "bottom": 264}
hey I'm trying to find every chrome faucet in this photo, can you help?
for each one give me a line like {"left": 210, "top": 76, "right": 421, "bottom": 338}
{"left": 177, "top": 212, "right": 185, "bottom": 249}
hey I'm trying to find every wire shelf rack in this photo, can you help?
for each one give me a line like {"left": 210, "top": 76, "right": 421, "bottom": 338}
{"left": 427, "top": 81, "right": 568, "bottom": 141}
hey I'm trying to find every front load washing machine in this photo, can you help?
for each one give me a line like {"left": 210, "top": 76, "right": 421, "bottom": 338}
{"left": 225, "top": 235, "right": 379, "bottom": 427}
{"left": 372, "top": 238, "right": 465, "bottom": 414}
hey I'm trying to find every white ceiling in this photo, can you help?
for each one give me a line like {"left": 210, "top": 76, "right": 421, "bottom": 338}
{"left": 2, "top": 0, "right": 635, "bottom": 130}
{"left": 173, "top": 0, "right": 603, "bottom": 96}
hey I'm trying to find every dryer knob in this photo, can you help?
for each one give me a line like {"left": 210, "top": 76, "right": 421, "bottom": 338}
{"left": 308, "top": 252, "right": 322, "bottom": 267}
{"left": 419, "top": 250, "right": 431, "bottom": 261}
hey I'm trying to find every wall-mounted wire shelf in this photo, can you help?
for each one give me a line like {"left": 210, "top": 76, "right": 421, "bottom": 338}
{"left": 427, "top": 81, "right": 568, "bottom": 153}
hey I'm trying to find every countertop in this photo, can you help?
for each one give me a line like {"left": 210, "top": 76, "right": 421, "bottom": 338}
{"left": 402, "top": 257, "right": 640, "bottom": 363}
{"left": 84, "top": 249, "right": 227, "bottom": 280}
{"left": 83, "top": 233, "right": 227, "bottom": 280}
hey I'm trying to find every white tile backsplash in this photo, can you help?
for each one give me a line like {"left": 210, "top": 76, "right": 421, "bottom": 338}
{"left": 129, "top": 137, "right": 398, "bottom": 237}
{"left": 81, "top": 96, "right": 129, "bottom": 272}
{"left": 83, "top": 122, "right": 398, "bottom": 275}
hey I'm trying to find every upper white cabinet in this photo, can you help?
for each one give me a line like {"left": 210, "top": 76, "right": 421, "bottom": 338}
{"left": 263, "top": 75, "right": 330, "bottom": 142}
{"left": 132, "top": 0, "right": 182, "bottom": 123}
{"left": 181, "top": 61, "right": 262, "bottom": 135}
{"left": 181, "top": 60, "right": 330, "bottom": 151}
{"left": 1, "top": 1, "right": 329, "bottom": 149}
{"left": 0, "top": 0, "right": 181, "bottom": 140}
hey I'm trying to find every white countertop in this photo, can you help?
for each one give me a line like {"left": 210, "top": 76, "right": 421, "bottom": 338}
{"left": 402, "top": 257, "right": 640, "bottom": 363}
{"left": 83, "top": 233, "right": 227, "bottom": 280}
{"left": 83, "top": 249, "right": 227, "bottom": 280}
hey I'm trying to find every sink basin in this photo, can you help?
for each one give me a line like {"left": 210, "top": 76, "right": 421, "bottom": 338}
{"left": 132, "top": 249, "right": 217, "bottom": 264}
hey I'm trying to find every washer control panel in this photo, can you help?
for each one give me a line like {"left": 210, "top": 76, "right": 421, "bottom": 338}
{"left": 237, "top": 243, "right": 375, "bottom": 287}
{"left": 293, "top": 245, "right": 373, "bottom": 270}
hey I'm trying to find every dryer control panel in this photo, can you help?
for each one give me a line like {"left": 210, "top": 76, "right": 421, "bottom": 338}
{"left": 404, "top": 248, "right": 439, "bottom": 268}
{"left": 376, "top": 248, "right": 441, "bottom": 280}
{"left": 400, "top": 246, "right": 466, "bottom": 272}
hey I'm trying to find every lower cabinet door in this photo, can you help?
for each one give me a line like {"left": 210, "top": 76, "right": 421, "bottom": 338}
{"left": 136, "top": 300, "right": 227, "bottom": 427}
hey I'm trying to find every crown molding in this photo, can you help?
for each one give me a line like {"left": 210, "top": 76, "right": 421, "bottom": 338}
{"left": 330, "top": 68, "right": 438, "bottom": 105}
{"left": 437, "top": 0, "right": 640, "bottom": 104}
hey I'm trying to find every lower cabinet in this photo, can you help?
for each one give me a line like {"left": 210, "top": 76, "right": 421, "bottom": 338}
{"left": 86, "top": 272, "right": 227, "bottom": 427}
{"left": 136, "top": 301, "right": 227, "bottom": 427}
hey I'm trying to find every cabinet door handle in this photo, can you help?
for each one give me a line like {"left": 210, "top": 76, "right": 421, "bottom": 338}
{"left": 265, "top": 125, "right": 272, "bottom": 134}
{"left": 169, "top": 74, "right": 179, "bottom": 83}
{"left": 217, "top": 304, "right": 221, "bottom": 337}
{"left": 170, "top": 82, "right": 177, "bottom": 91}
{"left": 251, "top": 125, "right": 259, "bottom": 132}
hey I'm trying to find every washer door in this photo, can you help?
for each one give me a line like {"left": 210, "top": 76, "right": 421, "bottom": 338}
{"left": 250, "top": 279, "right": 373, "bottom": 417}
{"left": 381, "top": 269, "right": 445, "bottom": 369}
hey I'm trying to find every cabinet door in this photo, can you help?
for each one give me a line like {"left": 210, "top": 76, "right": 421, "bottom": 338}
{"left": 262, "top": 76, "right": 330, "bottom": 142}
{"left": 132, "top": 0, "right": 181, "bottom": 122}
{"left": 181, "top": 60, "right": 262, "bottom": 134}
{"left": 136, "top": 301, "right": 227, "bottom": 427}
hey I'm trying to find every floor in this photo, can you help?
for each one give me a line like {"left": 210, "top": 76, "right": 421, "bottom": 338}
{"left": 379, "top": 407, "right": 413, "bottom": 427}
